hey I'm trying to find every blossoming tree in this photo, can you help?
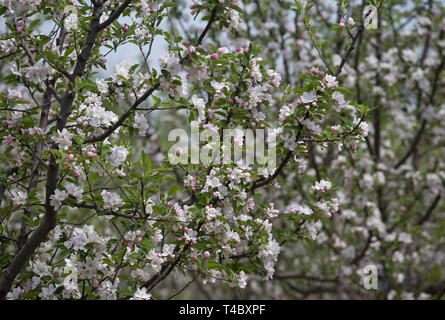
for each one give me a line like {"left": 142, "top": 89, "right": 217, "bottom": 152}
{"left": 0, "top": 0, "right": 443, "bottom": 300}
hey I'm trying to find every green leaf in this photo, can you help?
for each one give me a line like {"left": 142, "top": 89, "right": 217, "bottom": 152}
{"left": 168, "top": 185, "right": 181, "bottom": 196}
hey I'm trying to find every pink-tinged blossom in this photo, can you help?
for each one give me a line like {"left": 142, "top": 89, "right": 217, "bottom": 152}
{"left": 101, "top": 190, "right": 124, "bottom": 209}
{"left": 294, "top": 203, "right": 313, "bottom": 216}
{"left": 305, "top": 221, "right": 322, "bottom": 240}
{"left": 301, "top": 91, "right": 317, "bottom": 104}
{"left": 205, "top": 205, "right": 221, "bottom": 220}
{"left": 237, "top": 271, "right": 248, "bottom": 289}
{"left": 5, "top": 287, "right": 22, "bottom": 300}
{"left": 265, "top": 202, "right": 280, "bottom": 218}
{"left": 113, "top": 61, "right": 133, "bottom": 82}
{"left": 96, "top": 78, "right": 108, "bottom": 94}
{"left": 131, "top": 287, "right": 152, "bottom": 300}
{"left": 144, "top": 197, "right": 154, "bottom": 214}
{"left": 10, "top": 189, "right": 27, "bottom": 206}
{"left": 402, "top": 49, "right": 418, "bottom": 63}
{"left": 348, "top": 17, "right": 355, "bottom": 27}
{"left": 108, "top": 146, "right": 129, "bottom": 168}
{"left": 50, "top": 189, "right": 68, "bottom": 210}
{"left": 332, "top": 91, "right": 346, "bottom": 111}
{"left": 258, "top": 237, "right": 280, "bottom": 280}
{"left": 23, "top": 63, "right": 51, "bottom": 81}
{"left": 162, "top": 244, "right": 176, "bottom": 257}
{"left": 0, "top": 39, "right": 16, "bottom": 54}
{"left": 159, "top": 52, "right": 181, "bottom": 76}
{"left": 97, "top": 280, "right": 119, "bottom": 300}
{"left": 52, "top": 128, "right": 73, "bottom": 150}
{"left": 323, "top": 75, "right": 339, "bottom": 88}
{"left": 358, "top": 122, "right": 369, "bottom": 137}
{"left": 300, "top": 118, "right": 322, "bottom": 135}
{"left": 191, "top": 95, "right": 206, "bottom": 122}
{"left": 65, "top": 183, "right": 83, "bottom": 201}
{"left": 283, "top": 133, "right": 297, "bottom": 151}
{"left": 313, "top": 180, "right": 332, "bottom": 192}
{"left": 3, "top": 134, "right": 14, "bottom": 145}
{"left": 267, "top": 69, "right": 281, "bottom": 87}
{"left": 137, "top": 0, "right": 157, "bottom": 16}
{"left": 211, "top": 80, "right": 226, "bottom": 94}
{"left": 251, "top": 57, "right": 263, "bottom": 82}
{"left": 81, "top": 104, "right": 117, "bottom": 128}
{"left": 38, "top": 284, "right": 57, "bottom": 300}
{"left": 279, "top": 104, "right": 294, "bottom": 120}
{"left": 133, "top": 113, "right": 149, "bottom": 136}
